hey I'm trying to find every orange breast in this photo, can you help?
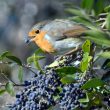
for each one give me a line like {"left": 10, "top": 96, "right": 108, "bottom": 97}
{"left": 34, "top": 31, "right": 55, "bottom": 53}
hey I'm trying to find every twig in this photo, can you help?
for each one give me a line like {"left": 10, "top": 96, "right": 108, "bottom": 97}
{"left": 0, "top": 83, "right": 24, "bottom": 87}
{"left": 98, "top": 13, "right": 108, "bottom": 17}
{"left": 101, "top": 21, "right": 106, "bottom": 28}
{"left": 0, "top": 61, "right": 39, "bottom": 86}
{"left": 0, "top": 61, "right": 38, "bottom": 75}
{"left": 95, "top": 18, "right": 106, "bottom": 22}
{"left": 89, "top": 13, "right": 108, "bottom": 18}
{"left": 90, "top": 43, "right": 96, "bottom": 74}
{"left": 0, "top": 72, "right": 19, "bottom": 86}
{"left": 0, "top": 61, "right": 12, "bottom": 64}
{"left": 22, "top": 64, "right": 38, "bottom": 75}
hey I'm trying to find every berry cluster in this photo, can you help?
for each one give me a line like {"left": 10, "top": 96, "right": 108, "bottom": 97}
{"left": 59, "top": 82, "right": 87, "bottom": 110}
{"left": 10, "top": 53, "right": 87, "bottom": 110}
{"left": 103, "top": 95, "right": 110, "bottom": 107}
{"left": 10, "top": 69, "right": 62, "bottom": 110}
{"left": 10, "top": 52, "right": 110, "bottom": 110}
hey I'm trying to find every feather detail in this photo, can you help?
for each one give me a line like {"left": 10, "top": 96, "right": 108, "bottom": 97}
{"left": 32, "top": 31, "right": 55, "bottom": 53}
{"left": 63, "top": 25, "right": 86, "bottom": 37}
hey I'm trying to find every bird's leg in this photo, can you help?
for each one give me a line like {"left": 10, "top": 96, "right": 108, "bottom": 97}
{"left": 57, "top": 47, "right": 80, "bottom": 61}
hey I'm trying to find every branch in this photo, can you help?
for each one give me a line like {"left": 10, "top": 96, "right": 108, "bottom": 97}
{"left": 0, "top": 83, "right": 24, "bottom": 87}
{"left": 0, "top": 61, "right": 38, "bottom": 75}
{"left": 22, "top": 64, "right": 38, "bottom": 75}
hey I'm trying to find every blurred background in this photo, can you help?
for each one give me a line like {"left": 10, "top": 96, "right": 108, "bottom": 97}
{"left": 0, "top": 0, "right": 81, "bottom": 108}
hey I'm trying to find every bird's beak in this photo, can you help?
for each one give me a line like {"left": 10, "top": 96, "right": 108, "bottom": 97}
{"left": 25, "top": 37, "right": 32, "bottom": 44}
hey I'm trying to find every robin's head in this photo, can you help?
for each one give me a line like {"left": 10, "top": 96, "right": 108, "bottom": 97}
{"left": 25, "top": 21, "right": 49, "bottom": 44}
{"left": 25, "top": 29, "right": 40, "bottom": 44}
{"left": 26, "top": 27, "right": 47, "bottom": 45}
{"left": 29, "top": 29, "right": 40, "bottom": 37}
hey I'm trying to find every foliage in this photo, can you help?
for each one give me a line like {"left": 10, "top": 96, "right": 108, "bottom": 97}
{"left": 0, "top": 0, "right": 110, "bottom": 110}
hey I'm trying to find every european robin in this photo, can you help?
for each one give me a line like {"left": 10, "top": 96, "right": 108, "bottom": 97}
{"left": 26, "top": 19, "right": 86, "bottom": 55}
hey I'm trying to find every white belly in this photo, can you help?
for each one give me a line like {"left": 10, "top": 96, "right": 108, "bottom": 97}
{"left": 44, "top": 34, "right": 83, "bottom": 54}
{"left": 54, "top": 38, "right": 83, "bottom": 54}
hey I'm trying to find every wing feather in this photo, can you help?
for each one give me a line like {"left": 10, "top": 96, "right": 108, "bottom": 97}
{"left": 63, "top": 25, "right": 87, "bottom": 37}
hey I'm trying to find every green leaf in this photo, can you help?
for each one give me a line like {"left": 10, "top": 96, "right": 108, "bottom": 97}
{"left": 53, "top": 95, "right": 60, "bottom": 101}
{"left": 0, "top": 51, "right": 22, "bottom": 65}
{"left": 105, "top": 13, "right": 110, "bottom": 30}
{"left": 81, "top": 78, "right": 104, "bottom": 89}
{"left": 82, "top": 40, "right": 91, "bottom": 53}
{"left": 27, "top": 52, "right": 44, "bottom": 73}
{"left": 33, "top": 55, "right": 39, "bottom": 69}
{"left": 69, "top": 16, "right": 96, "bottom": 29}
{"left": 0, "top": 51, "right": 11, "bottom": 60}
{"left": 84, "top": 29, "right": 110, "bottom": 47}
{"left": 48, "top": 59, "right": 67, "bottom": 68}
{"left": 85, "top": 36, "right": 110, "bottom": 47}
{"left": 56, "top": 66, "right": 80, "bottom": 75}
{"left": 18, "top": 66, "right": 23, "bottom": 83}
{"left": 48, "top": 61, "right": 59, "bottom": 68}
{"left": 60, "top": 75, "right": 75, "bottom": 84}
{"left": 33, "top": 56, "right": 45, "bottom": 60}
{"left": 80, "top": 59, "right": 88, "bottom": 72}
{"left": 33, "top": 54, "right": 43, "bottom": 73}
{"left": 82, "top": 52, "right": 89, "bottom": 61}
{"left": 34, "top": 59, "right": 41, "bottom": 70}
{"left": 104, "top": 5, "right": 110, "bottom": 12}
{"left": 27, "top": 55, "right": 45, "bottom": 64}
{"left": 34, "top": 48, "right": 43, "bottom": 55}
{"left": 106, "top": 62, "right": 110, "bottom": 68}
{"left": 27, "top": 56, "right": 33, "bottom": 64}
{"left": 93, "top": 0, "right": 104, "bottom": 15}
{"left": 98, "top": 51, "right": 110, "bottom": 59}
{"left": 6, "top": 55, "right": 22, "bottom": 66}
{"left": 93, "top": 97, "right": 101, "bottom": 105}
{"left": 0, "top": 89, "right": 6, "bottom": 95}
{"left": 65, "top": 8, "right": 90, "bottom": 20}
{"left": 81, "top": 0, "right": 94, "bottom": 12}
{"left": 79, "top": 92, "right": 89, "bottom": 103}
{"left": 80, "top": 53, "right": 92, "bottom": 72}
{"left": 5, "top": 82, "right": 15, "bottom": 96}
{"left": 34, "top": 60, "right": 40, "bottom": 69}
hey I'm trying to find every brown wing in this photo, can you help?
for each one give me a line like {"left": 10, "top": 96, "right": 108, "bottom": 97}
{"left": 63, "top": 25, "right": 87, "bottom": 38}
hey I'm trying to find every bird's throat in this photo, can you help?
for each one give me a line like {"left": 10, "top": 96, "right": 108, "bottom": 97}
{"left": 34, "top": 31, "right": 55, "bottom": 53}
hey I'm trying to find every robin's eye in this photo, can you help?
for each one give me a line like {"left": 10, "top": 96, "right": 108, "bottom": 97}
{"left": 35, "top": 30, "right": 40, "bottom": 34}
